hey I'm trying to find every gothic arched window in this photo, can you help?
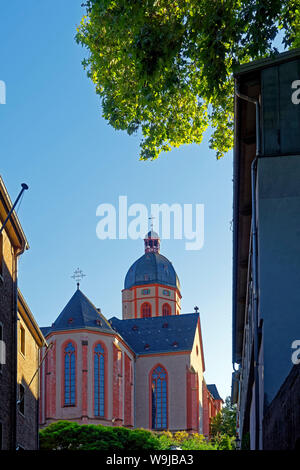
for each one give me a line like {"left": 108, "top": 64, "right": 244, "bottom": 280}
{"left": 94, "top": 342, "right": 105, "bottom": 417}
{"left": 162, "top": 303, "right": 171, "bottom": 316}
{"left": 151, "top": 365, "right": 168, "bottom": 430}
{"left": 141, "top": 302, "right": 152, "bottom": 318}
{"left": 64, "top": 342, "right": 76, "bottom": 406}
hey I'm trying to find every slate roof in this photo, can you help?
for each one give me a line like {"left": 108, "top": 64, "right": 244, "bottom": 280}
{"left": 109, "top": 313, "right": 199, "bottom": 356}
{"left": 207, "top": 384, "right": 223, "bottom": 401}
{"left": 124, "top": 252, "right": 180, "bottom": 290}
{"left": 40, "top": 289, "right": 114, "bottom": 337}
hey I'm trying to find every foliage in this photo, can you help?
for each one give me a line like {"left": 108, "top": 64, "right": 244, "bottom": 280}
{"left": 210, "top": 396, "right": 237, "bottom": 439}
{"left": 211, "top": 433, "right": 236, "bottom": 450}
{"left": 39, "top": 421, "right": 161, "bottom": 451}
{"left": 40, "top": 421, "right": 228, "bottom": 451}
{"left": 241, "top": 432, "right": 250, "bottom": 450}
{"left": 76, "top": 1, "right": 300, "bottom": 160}
{"left": 157, "top": 430, "right": 217, "bottom": 450}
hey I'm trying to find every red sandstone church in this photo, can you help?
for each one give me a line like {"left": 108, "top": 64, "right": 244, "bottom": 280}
{"left": 39, "top": 231, "right": 222, "bottom": 435}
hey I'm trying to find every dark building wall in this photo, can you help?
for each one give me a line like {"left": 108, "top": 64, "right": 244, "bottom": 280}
{"left": 263, "top": 365, "right": 300, "bottom": 450}
{"left": 257, "top": 155, "right": 300, "bottom": 406}
{"left": 0, "top": 232, "right": 17, "bottom": 450}
{"left": 16, "top": 382, "right": 39, "bottom": 450}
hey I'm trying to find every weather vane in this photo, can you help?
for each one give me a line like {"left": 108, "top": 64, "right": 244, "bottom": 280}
{"left": 71, "top": 268, "right": 86, "bottom": 289}
{"left": 148, "top": 215, "right": 155, "bottom": 231}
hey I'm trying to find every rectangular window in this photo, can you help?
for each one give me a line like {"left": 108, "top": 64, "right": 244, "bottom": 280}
{"left": 142, "top": 289, "right": 150, "bottom": 295}
{"left": 163, "top": 289, "right": 170, "bottom": 296}
{"left": 20, "top": 325, "right": 25, "bottom": 356}
{"left": 19, "top": 384, "right": 25, "bottom": 415}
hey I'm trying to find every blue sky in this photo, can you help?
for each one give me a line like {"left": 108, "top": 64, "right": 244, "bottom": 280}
{"left": 0, "top": 1, "right": 234, "bottom": 400}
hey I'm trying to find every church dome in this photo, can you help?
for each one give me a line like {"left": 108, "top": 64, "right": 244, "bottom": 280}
{"left": 124, "top": 252, "right": 180, "bottom": 290}
{"left": 124, "top": 229, "right": 180, "bottom": 291}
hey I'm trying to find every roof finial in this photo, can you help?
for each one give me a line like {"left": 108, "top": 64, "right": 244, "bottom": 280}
{"left": 71, "top": 268, "right": 86, "bottom": 289}
{"left": 194, "top": 306, "right": 199, "bottom": 313}
{"left": 148, "top": 214, "right": 155, "bottom": 231}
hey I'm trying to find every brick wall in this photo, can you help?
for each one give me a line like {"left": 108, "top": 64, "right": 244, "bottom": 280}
{"left": 263, "top": 365, "right": 300, "bottom": 450}
{"left": 0, "top": 230, "right": 16, "bottom": 450}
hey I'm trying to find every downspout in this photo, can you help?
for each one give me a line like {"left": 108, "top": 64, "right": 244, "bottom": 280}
{"left": 235, "top": 82, "right": 261, "bottom": 450}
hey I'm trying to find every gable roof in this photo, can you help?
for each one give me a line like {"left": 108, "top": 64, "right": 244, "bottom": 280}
{"left": 109, "top": 313, "right": 199, "bottom": 356}
{"left": 41, "top": 289, "right": 114, "bottom": 337}
{"left": 207, "top": 384, "right": 223, "bottom": 401}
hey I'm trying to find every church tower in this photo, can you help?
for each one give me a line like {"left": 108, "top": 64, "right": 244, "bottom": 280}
{"left": 122, "top": 231, "right": 181, "bottom": 319}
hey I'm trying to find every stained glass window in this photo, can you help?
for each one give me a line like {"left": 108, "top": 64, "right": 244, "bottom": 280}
{"left": 141, "top": 302, "right": 151, "bottom": 318}
{"left": 151, "top": 365, "right": 167, "bottom": 430}
{"left": 64, "top": 342, "right": 76, "bottom": 406}
{"left": 94, "top": 343, "right": 105, "bottom": 417}
{"left": 162, "top": 303, "right": 171, "bottom": 316}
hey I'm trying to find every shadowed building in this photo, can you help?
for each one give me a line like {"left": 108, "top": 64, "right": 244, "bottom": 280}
{"left": 232, "top": 48, "right": 300, "bottom": 449}
{"left": 0, "top": 176, "right": 46, "bottom": 449}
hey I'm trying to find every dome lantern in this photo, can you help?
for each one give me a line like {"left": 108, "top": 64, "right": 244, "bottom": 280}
{"left": 144, "top": 230, "right": 160, "bottom": 254}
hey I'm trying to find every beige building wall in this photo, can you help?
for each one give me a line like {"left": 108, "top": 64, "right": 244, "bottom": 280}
{"left": 16, "top": 294, "right": 45, "bottom": 450}
{"left": 135, "top": 352, "right": 191, "bottom": 431}
{"left": 190, "top": 323, "right": 205, "bottom": 433}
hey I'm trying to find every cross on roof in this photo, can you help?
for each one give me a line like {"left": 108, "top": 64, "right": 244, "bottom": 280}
{"left": 71, "top": 268, "right": 86, "bottom": 289}
{"left": 194, "top": 306, "right": 199, "bottom": 313}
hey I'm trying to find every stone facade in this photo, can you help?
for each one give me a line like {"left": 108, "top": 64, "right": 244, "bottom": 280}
{"left": 39, "top": 328, "right": 134, "bottom": 427}
{"left": 0, "top": 176, "right": 45, "bottom": 450}
{"left": 0, "top": 225, "right": 16, "bottom": 450}
{"left": 263, "top": 364, "right": 300, "bottom": 450}
{"left": 0, "top": 177, "right": 27, "bottom": 450}
{"left": 39, "top": 233, "right": 222, "bottom": 435}
{"left": 16, "top": 292, "right": 46, "bottom": 449}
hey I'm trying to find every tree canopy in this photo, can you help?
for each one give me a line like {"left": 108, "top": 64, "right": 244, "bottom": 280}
{"left": 210, "top": 396, "right": 237, "bottom": 438}
{"left": 76, "top": 0, "right": 300, "bottom": 160}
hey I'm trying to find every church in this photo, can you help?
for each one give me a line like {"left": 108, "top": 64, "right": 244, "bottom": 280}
{"left": 39, "top": 230, "right": 222, "bottom": 434}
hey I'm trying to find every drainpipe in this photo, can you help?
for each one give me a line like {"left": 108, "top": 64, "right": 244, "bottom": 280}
{"left": 235, "top": 82, "right": 261, "bottom": 450}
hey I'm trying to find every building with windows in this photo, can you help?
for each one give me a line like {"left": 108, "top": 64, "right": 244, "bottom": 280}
{"left": 202, "top": 383, "right": 223, "bottom": 437}
{"left": 0, "top": 176, "right": 46, "bottom": 450}
{"left": 39, "top": 231, "right": 222, "bottom": 433}
{"left": 231, "top": 48, "right": 300, "bottom": 449}
{"left": 16, "top": 290, "right": 46, "bottom": 449}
